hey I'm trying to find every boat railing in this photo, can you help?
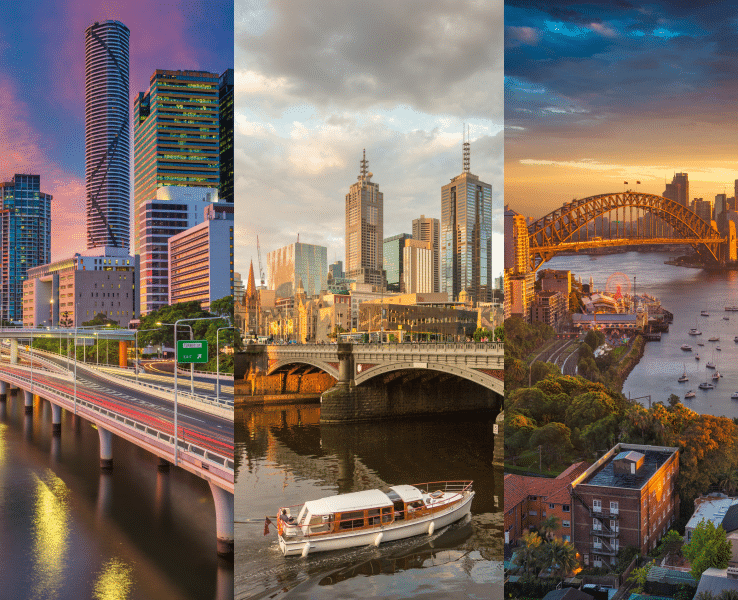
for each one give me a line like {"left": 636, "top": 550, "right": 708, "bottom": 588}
{"left": 414, "top": 480, "right": 474, "bottom": 495}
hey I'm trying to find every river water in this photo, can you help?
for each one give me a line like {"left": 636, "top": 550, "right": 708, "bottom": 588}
{"left": 235, "top": 402, "right": 503, "bottom": 599}
{"left": 0, "top": 392, "right": 232, "bottom": 600}
{"left": 546, "top": 250, "right": 738, "bottom": 418}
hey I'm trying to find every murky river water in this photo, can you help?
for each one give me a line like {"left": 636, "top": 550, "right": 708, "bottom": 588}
{"left": 235, "top": 402, "right": 503, "bottom": 599}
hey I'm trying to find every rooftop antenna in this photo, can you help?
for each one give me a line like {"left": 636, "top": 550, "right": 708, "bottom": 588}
{"left": 360, "top": 148, "right": 368, "bottom": 179}
{"left": 463, "top": 123, "right": 470, "bottom": 174}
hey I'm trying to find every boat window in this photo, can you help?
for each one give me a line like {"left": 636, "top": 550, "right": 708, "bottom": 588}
{"left": 297, "top": 506, "right": 307, "bottom": 524}
{"left": 408, "top": 500, "right": 425, "bottom": 514}
{"left": 368, "top": 508, "right": 381, "bottom": 526}
{"left": 382, "top": 506, "right": 393, "bottom": 523}
{"left": 393, "top": 500, "right": 405, "bottom": 521}
{"left": 338, "top": 511, "right": 365, "bottom": 530}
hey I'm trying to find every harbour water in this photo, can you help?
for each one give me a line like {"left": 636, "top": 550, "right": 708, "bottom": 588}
{"left": 547, "top": 251, "right": 738, "bottom": 418}
{"left": 235, "top": 402, "right": 503, "bottom": 599}
{"left": 0, "top": 393, "right": 231, "bottom": 600}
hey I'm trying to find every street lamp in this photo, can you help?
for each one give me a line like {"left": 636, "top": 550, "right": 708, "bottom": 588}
{"left": 157, "top": 321, "right": 195, "bottom": 395}
{"left": 163, "top": 316, "right": 221, "bottom": 466}
{"left": 216, "top": 326, "right": 235, "bottom": 403}
{"left": 134, "top": 328, "right": 160, "bottom": 383}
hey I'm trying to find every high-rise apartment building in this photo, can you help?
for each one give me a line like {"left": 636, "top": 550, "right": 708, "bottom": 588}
{"left": 85, "top": 20, "right": 130, "bottom": 251}
{"left": 504, "top": 206, "right": 533, "bottom": 321}
{"left": 403, "top": 239, "right": 433, "bottom": 294}
{"left": 383, "top": 233, "right": 412, "bottom": 292}
{"left": 345, "top": 150, "right": 385, "bottom": 288}
{"left": 138, "top": 187, "right": 218, "bottom": 315}
{"left": 133, "top": 69, "right": 220, "bottom": 259}
{"left": 441, "top": 139, "right": 492, "bottom": 302}
{"left": 412, "top": 215, "right": 440, "bottom": 292}
{"left": 219, "top": 68, "right": 234, "bottom": 204}
{"left": 663, "top": 172, "right": 689, "bottom": 207}
{"left": 267, "top": 243, "right": 327, "bottom": 299}
{"left": 0, "top": 175, "right": 52, "bottom": 322}
{"left": 168, "top": 204, "right": 233, "bottom": 310}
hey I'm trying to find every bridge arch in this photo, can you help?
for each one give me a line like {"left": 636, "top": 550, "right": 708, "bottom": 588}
{"left": 267, "top": 358, "right": 339, "bottom": 380}
{"left": 354, "top": 361, "right": 503, "bottom": 396}
{"left": 528, "top": 191, "right": 725, "bottom": 271}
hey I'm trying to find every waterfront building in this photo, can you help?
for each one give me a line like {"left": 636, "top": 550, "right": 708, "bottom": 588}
{"left": 383, "top": 233, "right": 412, "bottom": 292}
{"left": 403, "top": 239, "right": 434, "bottom": 294}
{"left": 345, "top": 150, "right": 385, "bottom": 289}
{"left": 85, "top": 20, "right": 130, "bottom": 250}
{"left": 441, "top": 139, "right": 493, "bottom": 303}
{"left": 539, "top": 269, "right": 572, "bottom": 296}
{"left": 167, "top": 204, "right": 233, "bottom": 310}
{"left": 0, "top": 175, "right": 52, "bottom": 322}
{"left": 23, "top": 247, "right": 138, "bottom": 327}
{"left": 133, "top": 69, "right": 220, "bottom": 259}
{"left": 267, "top": 242, "right": 327, "bottom": 299}
{"left": 570, "top": 444, "right": 680, "bottom": 567}
{"left": 531, "top": 290, "right": 567, "bottom": 329}
{"left": 138, "top": 187, "right": 218, "bottom": 315}
{"left": 504, "top": 463, "right": 589, "bottom": 545}
{"left": 412, "top": 215, "right": 440, "bottom": 292}
{"left": 218, "top": 68, "right": 234, "bottom": 203}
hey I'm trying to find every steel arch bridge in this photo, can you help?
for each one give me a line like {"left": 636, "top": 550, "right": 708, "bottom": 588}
{"left": 528, "top": 191, "right": 726, "bottom": 271}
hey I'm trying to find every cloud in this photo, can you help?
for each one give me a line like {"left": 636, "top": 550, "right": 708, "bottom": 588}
{"left": 506, "top": 26, "right": 541, "bottom": 47}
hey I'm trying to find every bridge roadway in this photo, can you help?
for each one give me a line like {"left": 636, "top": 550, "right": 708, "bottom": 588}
{"left": 0, "top": 346, "right": 235, "bottom": 557}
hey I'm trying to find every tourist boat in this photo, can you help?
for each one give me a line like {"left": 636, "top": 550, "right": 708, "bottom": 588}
{"left": 701, "top": 311, "right": 710, "bottom": 317}
{"left": 699, "top": 382, "right": 715, "bottom": 390}
{"left": 709, "top": 336, "right": 720, "bottom": 342}
{"left": 680, "top": 344, "right": 692, "bottom": 351}
{"left": 274, "top": 481, "right": 474, "bottom": 556}
{"left": 685, "top": 390, "right": 696, "bottom": 399}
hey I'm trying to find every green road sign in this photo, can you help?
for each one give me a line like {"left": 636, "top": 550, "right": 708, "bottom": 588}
{"left": 177, "top": 340, "right": 208, "bottom": 363}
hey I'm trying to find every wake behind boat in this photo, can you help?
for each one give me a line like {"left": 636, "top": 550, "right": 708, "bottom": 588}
{"left": 273, "top": 481, "right": 474, "bottom": 557}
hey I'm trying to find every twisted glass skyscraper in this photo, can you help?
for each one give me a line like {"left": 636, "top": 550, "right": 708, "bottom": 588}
{"left": 84, "top": 20, "right": 130, "bottom": 251}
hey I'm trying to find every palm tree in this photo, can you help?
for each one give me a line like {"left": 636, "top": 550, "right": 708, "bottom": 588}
{"left": 538, "top": 515, "right": 562, "bottom": 541}
{"left": 514, "top": 531, "right": 543, "bottom": 575}
{"left": 720, "top": 470, "right": 738, "bottom": 496}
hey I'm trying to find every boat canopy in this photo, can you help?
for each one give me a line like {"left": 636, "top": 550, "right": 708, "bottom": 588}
{"left": 389, "top": 485, "right": 424, "bottom": 503}
{"left": 303, "top": 489, "right": 393, "bottom": 515}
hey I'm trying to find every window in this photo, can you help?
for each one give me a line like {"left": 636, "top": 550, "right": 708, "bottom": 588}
{"left": 593, "top": 499, "right": 601, "bottom": 512}
{"left": 563, "top": 520, "right": 571, "bottom": 528}
{"left": 563, "top": 504, "right": 570, "bottom": 512}
{"left": 549, "top": 503, "right": 555, "bottom": 510}
{"left": 593, "top": 518, "right": 601, "bottom": 531}
{"left": 610, "top": 501, "right": 619, "bottom": 515}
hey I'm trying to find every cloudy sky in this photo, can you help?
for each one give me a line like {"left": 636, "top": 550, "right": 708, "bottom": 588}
{"left": 235, "top": 0, "right": 504, "bottom": 283}
{"left": 505, "top": 1, "right": 738, "bottom": 219}
{"left": 0, "top": 1, "right": 232, "bottom": 260}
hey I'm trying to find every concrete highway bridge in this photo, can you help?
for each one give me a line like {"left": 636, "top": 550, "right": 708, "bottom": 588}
{"left": 0, "top": 330, "right": 234, "bottom": 557}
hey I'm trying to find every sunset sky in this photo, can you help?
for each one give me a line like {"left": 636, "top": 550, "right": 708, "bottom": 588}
{"left": 0, "top": 1, "right": 233, "bottom": 260}
{"left": 235, "top": 0, "right": 504, "bottom": 281}
{"left": 505, "top": 0, "right": 738, "bottom": 219}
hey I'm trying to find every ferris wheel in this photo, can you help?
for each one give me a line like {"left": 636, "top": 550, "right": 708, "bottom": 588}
{"left": 605, "top": 272, "right": 631, "bottom": 299}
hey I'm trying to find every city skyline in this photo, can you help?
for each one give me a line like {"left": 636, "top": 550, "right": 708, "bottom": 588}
{"left": 235, "top": 0, "right": 504, "bottom": 281}
{"left": 505, "top": 1, "right": 738, "bottom": 217}
{"left": 0, "top": 1, "right": 233, "bottom": 260}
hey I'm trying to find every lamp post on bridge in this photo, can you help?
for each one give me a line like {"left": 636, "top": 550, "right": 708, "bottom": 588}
{"left": 134, "top": 328, "right": 160, "bottom": 384}
{"left": 216, "top": 326, "right": 235, "bottom": 404}
{"left": 157, "top": 321, "right": 195, "bottom": 395}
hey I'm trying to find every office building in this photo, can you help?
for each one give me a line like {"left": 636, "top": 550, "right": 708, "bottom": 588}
{"left": 267, "top": 242, "right": 327, "bottom": 299}
{"left": 0, "top": 175, "right": 52, "bottom": 322}
{"left": 691, "top": 198, "right": 712, "bottom": 223}
{"left": 133, "top": 69, "right": 220, "bottom": 259}
{"left": 138, "top": 186, "right": 218, "bottom": 315}
{"left": 23, "top": 247, "right": 137, "bottom": 327}
{"left": 570, "top": 444, "right": 680, "bottom": 568}
{"left": 403, "top": 239, "right": 433, "bottom": 294}
{"left": 441, "top": 138, "right": 492, "bottom": 302}
{"left": 412, "top": 215, "right": 440, "bottom": 292}
{"left": 328, "top": 261, "right": 343, "bottom": 280}
{"left": 345, "top": 150, "right": 385, "bottom": 288}
{"left": 168, "top": 204, "right": 233, "bottom": 310}
{"left": 383, "top": 233, "right": 412, "bottom": 292}
{"left": 219, "top": 68, "right": 234, "bottom": 203}
{"left": 85, "top": 20, "right": 130, "bottom": 250}
{"left": 663, "top": 172, "right": 689, "bottom": 207}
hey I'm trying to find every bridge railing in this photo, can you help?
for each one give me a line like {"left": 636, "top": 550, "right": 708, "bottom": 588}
{"left": 267, "top": 342, "right": 503, "bottom": 351}
{"left": 0, "top": 366, "right": 234, "bottom": 474}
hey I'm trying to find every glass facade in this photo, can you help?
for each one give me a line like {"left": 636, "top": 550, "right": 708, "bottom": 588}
{"left": 383, "top": 233, "right": 412, "bottom": 292}
{"left": 0, "top": 175, "right": 52, "bottom": 322}
{"left": 267, "top": 243, "right": 327, "bottom": 299}
{"left": 219, "top": 69, "right": 234, "bottom": 204}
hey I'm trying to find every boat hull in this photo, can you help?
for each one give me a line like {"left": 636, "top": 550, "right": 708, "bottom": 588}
{"left": 278, "top": 491, "right": 474, "bottom": 556}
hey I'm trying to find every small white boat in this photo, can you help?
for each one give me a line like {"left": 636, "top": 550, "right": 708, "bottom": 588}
{"left": 698, "top": 343, "right": 705, "bottom": 346}
{"left": 699, "top": 382, "right": 715, "bottom": 390}
{"left": 685, "top": 390, "right": 696, "bottom": 399}
{"left": 701, "top": 311, "right": 710, "bottom": 317}
{"left": 731, "top": 393, "right": 738, "bottom": 400}
{"left": 678, "top": 374, "right": 689, "bottom": 383}
{"left": 709, "top": 336, "right": 720, "bottom": 342}
{"left": 681, "top": 344, "right": 692, "bottom": 351}
{"left": 724, "top": 317, "right": 730, "bottom": 321}
{"left": 727, "top": 306, "right": 738, "bottom": 312}
{"left": 689, "top": 328, "right": 702, "bottom": 336}
{"left": 275, "top": 481, "right": 474, "bottom": 556}
{"left": 713, "top": 371, "right": 721, "bottom": 380}
{"left": 696, "top": 354, "right": 700, "bottom": 360}
{"left": 706, "top": 362, "right": 716, "bottom": 369}
{"left": 717, "top": 347, "right": 722, "bottom": 351}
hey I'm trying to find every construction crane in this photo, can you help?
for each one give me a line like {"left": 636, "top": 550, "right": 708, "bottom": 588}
{"left": 256, "top": 236, "right": 266, "bottom": 287}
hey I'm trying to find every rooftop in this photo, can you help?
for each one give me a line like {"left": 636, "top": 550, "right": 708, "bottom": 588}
{"left": 576, "top": 444, "right": 677, "bottom": 490}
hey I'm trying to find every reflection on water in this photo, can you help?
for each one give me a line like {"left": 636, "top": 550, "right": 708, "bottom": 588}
{"left": 236, "top": 402, "right": 503, "bottom": 599}
{"left": 93, "top": 558, "right": 134, "bottom": 600}
{"left": 31, "top": 470, "right": 70, "bottom": 599}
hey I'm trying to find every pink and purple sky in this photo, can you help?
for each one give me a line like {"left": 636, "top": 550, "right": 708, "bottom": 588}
{"left": 0, "top": 1, "right": 232, "bottom": 260}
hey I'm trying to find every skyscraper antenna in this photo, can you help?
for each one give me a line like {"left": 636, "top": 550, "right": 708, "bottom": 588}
{"left": 360, "top": 148, "right": 368, "bottom": 179}
{"left": 463, "top": 123, "right": 470, "bottom": 173}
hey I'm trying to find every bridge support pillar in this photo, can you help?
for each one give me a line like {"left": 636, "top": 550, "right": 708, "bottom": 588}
{"left": 23, "top": 389, "right": 33, "bottom": 414}
{"left": 98, "top": 426, "right": 113, "bottom": 470}
{"left": 0, "top": 381, "right": 6, "bottom": 402}
{"left": 51, "top": 402, "right": 62, "bottom": 436}
{"left": 209, "top": 483, "right": 234, "bottom": 559}
{"left": 157, "top": 457, "right": 170, "bottom": 472}
{"left": 10, "top": 339, "right": 18, "bottom": 364}
{"left": 337, "top": 343, "right": 355, "bottom": 385}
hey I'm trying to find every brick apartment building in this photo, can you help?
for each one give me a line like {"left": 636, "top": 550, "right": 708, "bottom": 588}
{"left": 569, "top": 444, "right": 680, "bottom": 569}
